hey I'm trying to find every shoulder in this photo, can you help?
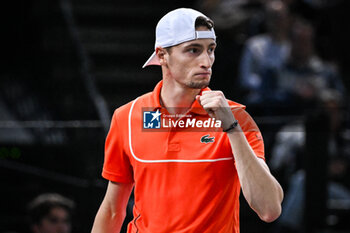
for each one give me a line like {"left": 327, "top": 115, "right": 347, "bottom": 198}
{"left": 226, "top": 99, "right": 247, "bottom": 119}
{"left": 227, "top": 99, "right": 246, "bottom": 109}
{"left": 227, "top": 99, "right": 260, "bottom": 131}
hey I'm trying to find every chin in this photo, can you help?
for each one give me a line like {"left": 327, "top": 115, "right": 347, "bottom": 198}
{"left": 187, "top": 80, "right": 210, "bottom": 89}
{"left": 186, "top": 75, "right": 211, "bottom": 88}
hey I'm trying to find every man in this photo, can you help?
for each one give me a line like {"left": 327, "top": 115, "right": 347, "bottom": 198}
{"left": 27, "top": 193, "right": 75, "bottom": 233}
{"left": 92, "top": 8, "right": 283, "bottom": 233}
{"left": 239, "top": 0, "right": 291, "bottom": 105}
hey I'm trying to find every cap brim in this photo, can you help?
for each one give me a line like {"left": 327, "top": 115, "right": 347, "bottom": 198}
{"left": 142, "top": 51, "right": 160, "bottom": 68}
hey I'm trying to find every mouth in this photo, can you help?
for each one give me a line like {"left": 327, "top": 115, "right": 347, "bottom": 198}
{"left": 195, "top": 72, "right": 211, "bottom": 77}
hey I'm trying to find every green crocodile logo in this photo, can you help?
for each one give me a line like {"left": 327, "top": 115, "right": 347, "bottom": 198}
{"left": 200, "top": 134, "right": 215, "bottom": 144}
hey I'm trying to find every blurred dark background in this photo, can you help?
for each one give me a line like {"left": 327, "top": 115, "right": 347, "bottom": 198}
{"left": 1, "top": 0, "right": 350, "bottom": 232}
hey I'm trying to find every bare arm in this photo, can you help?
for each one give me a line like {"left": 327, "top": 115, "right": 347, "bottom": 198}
{"left": 227, "top": 128, "right": 283, "bottom": 222}
{"left": 91, "top": 181, "right": 134, "bottom": 233}
{"left": 197, "top": 91, "right": 283, "bottom": 222}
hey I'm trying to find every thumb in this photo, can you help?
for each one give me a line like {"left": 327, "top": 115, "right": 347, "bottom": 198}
{"left": 196, "top": 94, "right": 215, "bottom": 118}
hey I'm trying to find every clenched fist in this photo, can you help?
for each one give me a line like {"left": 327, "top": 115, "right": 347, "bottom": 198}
{"left": 196, "top": 91, "right": 236, "bottom": 130}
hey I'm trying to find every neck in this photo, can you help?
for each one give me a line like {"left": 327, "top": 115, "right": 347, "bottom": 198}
{"left": 160, "top": 78, "right": 201, "bottom": 115}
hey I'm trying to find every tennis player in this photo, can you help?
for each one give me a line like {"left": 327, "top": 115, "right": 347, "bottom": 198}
{"left": 91, "top": 8, "right": 283, "bottom": 233}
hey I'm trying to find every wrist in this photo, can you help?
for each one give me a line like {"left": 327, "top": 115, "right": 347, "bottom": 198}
{"left": 223, "top": 119, "right": 239, "bottom": 133}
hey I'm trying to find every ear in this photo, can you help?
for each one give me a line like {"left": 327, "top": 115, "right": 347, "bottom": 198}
{"left": 156, "top": 47, "right": 167, "bottom": 66}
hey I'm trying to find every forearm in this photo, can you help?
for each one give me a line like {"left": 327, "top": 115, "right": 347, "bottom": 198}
{"left": 197, "top": 90, "right": 283, "bottom": 221}
{"left": 91, "top": 181, "right": 133, "bottom": 233}
{"left": 91, "top": 200, "right": 125, "bottom": 233}
{"left": 228, "top": 127, "right": 283, "bottom": 222}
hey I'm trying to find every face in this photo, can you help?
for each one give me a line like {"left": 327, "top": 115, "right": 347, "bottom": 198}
{"left": 161, "top": 27, "right": 216, "bottom": 89}
{"left": 266, "top": 1, "right": 289, "bottom": 33}
{"left": 32, "top": 207, "right": 71, "bottom": 233}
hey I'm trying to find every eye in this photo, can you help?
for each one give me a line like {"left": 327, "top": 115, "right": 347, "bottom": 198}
{"left": 188, "top": 48, "right": 199, "bottom": 54}
{"left": 208, "top": 47, "right": 215, "bottom": 53}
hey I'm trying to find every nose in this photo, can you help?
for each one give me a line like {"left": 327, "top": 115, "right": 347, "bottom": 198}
{"left": 199, "top": 51, "right": 213, "bottom": 69}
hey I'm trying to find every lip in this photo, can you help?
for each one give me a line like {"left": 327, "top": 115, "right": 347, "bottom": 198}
{"left": 195, "top": 72, "right": 211, "bottom": 76}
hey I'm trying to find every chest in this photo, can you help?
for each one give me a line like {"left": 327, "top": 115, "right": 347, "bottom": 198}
{"left": 129, "top": 127, "right": 232, "bottom": 162}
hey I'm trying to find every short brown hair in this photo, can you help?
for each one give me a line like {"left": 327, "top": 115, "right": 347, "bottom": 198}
{"left": 27, "top": 193, "right": 75, "bottom": 225}
{"left": 195, "top": 16, "right": 214, "bottom": 30}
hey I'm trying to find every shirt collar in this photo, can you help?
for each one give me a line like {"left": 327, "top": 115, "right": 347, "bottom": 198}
{"left": 151, "top": 81, "right": 163, "bottom": 110}
{"left": 151, "top": 81, "right": 209, "bottom": 116}
{"left": 189, "top": 87, "right": 211, "bottom": 115}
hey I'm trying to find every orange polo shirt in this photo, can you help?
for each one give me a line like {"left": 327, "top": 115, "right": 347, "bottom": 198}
{"left": 102, "top": 81, "right": 264, "bottom": 233}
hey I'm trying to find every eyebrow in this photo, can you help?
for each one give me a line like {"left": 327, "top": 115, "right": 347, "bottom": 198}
{"left": 183, "top": 42, "right": 217, "bottom": 48}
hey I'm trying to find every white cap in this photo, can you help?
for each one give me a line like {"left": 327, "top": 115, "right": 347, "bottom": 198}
{"left": 142, "top": 8, "right": 216, "bottom": 68}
